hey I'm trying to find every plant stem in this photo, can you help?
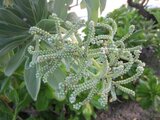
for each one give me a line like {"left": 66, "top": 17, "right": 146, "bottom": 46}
{"left": 91, "top": 58, "right": 101, "bottom": 69}
{"left": 12, "top": 107, "right": 18, "bottom": 120}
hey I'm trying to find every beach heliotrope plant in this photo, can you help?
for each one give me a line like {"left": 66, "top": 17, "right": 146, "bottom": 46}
{"left": 28, "top": 13, "right": 145, "bottom": 110}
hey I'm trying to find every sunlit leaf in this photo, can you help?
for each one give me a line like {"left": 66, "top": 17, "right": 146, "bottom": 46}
{"left": 24, "top": 57, "right": 41, "bottom": 101}
{"left": 84, "top": 0, "right": 100, "bottom": 22}
{"left": 100, "top": 0, "right": 107, "bottom": 13}
{"left": 47, "top": 67, "right": 66, "bottom": 101}
{"left": 4, "top": 44, "right": 27, "bottom": 76}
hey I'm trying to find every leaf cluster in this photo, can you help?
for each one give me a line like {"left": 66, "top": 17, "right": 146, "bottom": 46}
{"left": 136, "top": 68, "right": 160, "bottom": 111}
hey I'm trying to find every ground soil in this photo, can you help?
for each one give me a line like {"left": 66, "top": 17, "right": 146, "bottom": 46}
{"left": 96, "top": 101, "right": 160, "bottom": 120}
{"left": 140, "top": 46, "right": 160, "bottom": 76}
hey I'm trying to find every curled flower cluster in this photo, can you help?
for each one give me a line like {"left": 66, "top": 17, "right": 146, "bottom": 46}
{"left": 28, "top": 14, "right": 145, "bottom": 110}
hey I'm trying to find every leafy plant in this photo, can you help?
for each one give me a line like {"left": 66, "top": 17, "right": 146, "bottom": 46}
{"left": 136, "top": 68, "right": 160, "bottom": 111}
{"left": 80, "top": 0, "right": 107, "bottom": 22}
{"left": 108, "top": 6, "right": 160, "bottom": 57}
{"left": 0, "top": 0, "right": 49, "bottom": 76}
{"left": 27, "top": 13, "right": 145, "bottom": 110}
{"left": 107, "top": 6, "right": 160, "bottom": 110}
{"left": 1, "top": 0, "right": 159, "bottom": 120}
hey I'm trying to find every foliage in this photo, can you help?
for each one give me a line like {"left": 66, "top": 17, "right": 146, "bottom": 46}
{"left": 27, "top": 14, "right": 144, "bottom": 109}
{"left": 48, "top": 0, "right": 74, "bottom": 20}
{"left": 136, "top": 68, "right": 160, "bottom": 111}
{"left": 107, "top": 6, "right": 160, "bottom": 111}
{"left": 80, "top": 0, "right": 107, "bottom": 22}
{"left": 108, "top": 6, "right": 160, "bottom": 57}
{"left": 0, "top": 0, "right": 160, "bottom": 120}
{"left": 0, "top": 69, "right": 32, "bottom": 120}
{"left": 0, "top": 0, "right": 49, "bottom": 76}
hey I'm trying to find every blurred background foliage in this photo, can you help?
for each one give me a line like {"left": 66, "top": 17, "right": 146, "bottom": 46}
{"left": 0, "top": 0, "right": 160, "bottom": 120}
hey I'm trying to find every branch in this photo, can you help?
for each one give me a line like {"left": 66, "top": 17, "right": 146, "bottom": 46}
{"left": 127, "top": 0, "right": 158, "bottom": 24}
{"left": 140, "top": 0, "right": 148, "bottom": 7}
{"left": 140, "top": 0, "right": 149, "bottom": 7}
{"left": 69, "top": 0, "right": 78, "bottom": 10}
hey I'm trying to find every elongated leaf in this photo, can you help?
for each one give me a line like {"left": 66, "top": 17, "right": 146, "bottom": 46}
{"left": 0, "top": 53, "right": 10, "bottom": 68}
{"left": 36, "top": 19, "right": 56, "bottom": 32}
{"left": 35, "top": 90, "right": 49, "bottom": 111}
{"left": 0, "top": 8, "right": 28, "bottom": 28}
{"left": 100, "top": 0, "right": 107, "bottom": 13}
{"left": 80, "top": 0, "right": 86, "bottom": 9}
{"left": 0, "top": 0, "right": 49, "bottom": 50}
{"left": 0, "top": 101, "right": 13, "bottom": 119}
{"left": 84, "top": 0, "right": 100, "bottom": 22}
{"left": 4, "top": 45, "right": 26, "bottom": 76}
{"left": 0, "top": 1, "right": 3, "bottom": 7}
{"left": 17, "top": 94, "right": 31, "bottom": 112}
{"left": 0, "top": 0, "right": 49, "bottom": 72}
{"left": 47, "top": 67, "right": 66, "bottom": 89}
{"left": 154, "top": 96, "right": 160, "bottom": 112}
{"left": 139, "top": 97, "right": 152, "bottom": 109}
{"left": 24, "top": 57, "right": 41, "bottom": 101}
{"left": 47, "top": 67, "right": 66, "bottom": 101}
{"left": 8, "top": 88, "right": 19, "bottom": 104}
{"left": 66, "top": 0, "right": 73, "bottom": 5}
{"left": 12, "top": 0, "right": 49, "bottom": 25}
{"left": 66, "top": 12, "right": 80, "bottom": 23}
{"left": 0, "top": 35, "right": 27, "bottom": 49}
{"left": 0, "top": 8, "right": 29, "bottom": 49}
{"left": 0, "top": 77, "right": 10, "bottom": 93}
{"left": 52, "top": 0, "right": 68, "bottom": 20}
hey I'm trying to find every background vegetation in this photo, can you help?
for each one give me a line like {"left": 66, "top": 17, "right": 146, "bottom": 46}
{"left": 0, "top": 0, "right": 160, "bottom": 120}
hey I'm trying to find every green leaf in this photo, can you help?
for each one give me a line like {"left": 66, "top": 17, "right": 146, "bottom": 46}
{"left": 24, "top": 57, "right": 41, "bottom": 101}
{"left": 0, "top": 0, "right": 49, "bottom": 59}
{"left": 45, "top": 85, "right": 55, "bottom": 99}
{"left": 0, "top": 8, "right": 28, "bottom": 30}
{"left": 0, "top": 77, "right": 10, "bottom": 93}
{"left": 8, "top": 88, "right": 19, "bottom": 104}
{"left": 0, "top": 0, "right": 3, "bottom": 7}
{"left": 80, "top": 0, "right": 86, "bottom": 9}
{"left": 0, "top": 8, "right": 28, "bottom": 50}
{"left": 136, "top": 83, "right": 149, "bottom": 97}
{"left": 148, "top": 78, "right": 158, "bottom": 90}
{"left": 82, "top": 103, "right": 93, "bottom": 120}
{"left": 0, "top": 100, "right": 13, "bottom": 120}
{"left": 12, "top": 0, "right": 49, "bottom": 25}
{"left": 30, "top": 85, "right": 53, "bottom": 112}
{"left": 139, "top": 97, "right": 152, "bottom": 109}
{"left": 100, "top": 0, "right": 107, "bottom": 13}
{"left": 0, "top": 40, "right": 24, "bottom": 57}
{"left": 156, "top": 85, "right": 160, "bottom": 96}
{"left": 47, "top": 0, "right": 55, "bottom": 13}
{"left": 47, "top": 67, "right": 66, "bottom": 101}
{"left": 84, "top": 0, "right": 100, "bottom": 22}
{"left": 36, "top": 19, "right": 56, "bottom": 32}
{"left": 0, "top": 112, "right": 12, "bottom": 120}
{"left": 66, "top": 0, "right": 73, "bottom": 5}
{"left": 91, "top": 96, "right": 105, "bottom": 110}
{"left": 4, "top": 45, "right": 26, "bottom": 76}
{"left": 51, "top": 0, "right": 68, "bottom": 20}
{"left": 35, "top": 89, "right": 49, "bottom": 111}
{"left": 66, "top": 12, "right": 80, "bottom": 23}
{"left": 154, "top": 96, "right": 160, "bottom": 112}
{"left": 0, "top": 53, "right": 10, "bottom": 68}
{"left": 17, "top": 94, "right": 31, "bottom": 112}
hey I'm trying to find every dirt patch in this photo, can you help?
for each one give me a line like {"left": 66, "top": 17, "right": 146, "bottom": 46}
{"left": 140, "top": 46, "right": 160, "bottom": 76}
{"left": 96, "top": 101, "right": 160, "bottom": 120}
